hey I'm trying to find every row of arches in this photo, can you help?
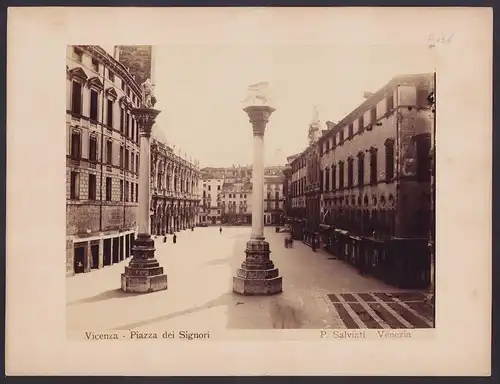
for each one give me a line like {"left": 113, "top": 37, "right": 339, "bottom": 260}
{"left": 151, "top": 198, "right": 200, "bottom": 235}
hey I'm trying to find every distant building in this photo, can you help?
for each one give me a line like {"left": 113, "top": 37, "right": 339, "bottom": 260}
{"left": 199, "top": 165, "right": 286, "bottom": 225}
{"left": 149, "top": 127, "right": 201, "bottom": 235}
{"left": 219, "top": 181, "right": 252, "bottom": 224}
{"left": 289, "top": 109, "right": 322, "bottom": 245}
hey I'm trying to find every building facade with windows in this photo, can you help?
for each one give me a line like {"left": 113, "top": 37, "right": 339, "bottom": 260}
{"left": 288, "top": 110, "right": 323, "bottom": 244}
{"left": 200, "top": 174, "right": 224, "bottom": 225}
{"left": 317, "top": 73, "right": 434, "bottom": 289}
{"left": 219, "top": 181, "right": 252, "bottom": 225}
{"left": 199, "top": 166, "right": 286, "bottom": 225}
{"left": 66, "top": 45, "right": 143, "bottom": 276}
{"left": 264, "top": 175, "right": 285, "bottom": 225}
{"left": 150, "top": 132, "right": 201, "bottom": 235}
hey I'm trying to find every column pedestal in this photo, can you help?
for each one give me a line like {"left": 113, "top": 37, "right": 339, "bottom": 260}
{"left": 121, "top": 234, "right": 168, "bottom": 293}
{"left": 233, "top": 239, "right": 282, "bottom": 295}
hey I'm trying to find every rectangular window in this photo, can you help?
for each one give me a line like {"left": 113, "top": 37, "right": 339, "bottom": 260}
{"left": 338, "top": 162, "right": 344, "bottom": 189}
{"left": 332, "top": 165, "right": 336, "bottom": 190}
{"left": 70, "top": 131, "right": 81, "bottom": 160}
{"left": 370, "top": 107, "right": 377, "bottom": 124}
{"left": 358, "top": 153, "right": 365, "bottom": 186}
{"left": 348, "top": 123, "right": 353, "bottom": 138}
{"left": 89, "top": 136, "right": 97, "bottom": 162}
{"left": 89, "top": 90, "right": 98, "bottom": 121}
{"left": 71, "top": 81, "right": 82, "bottom": 115}
{"left": 121, "top": 78, "right": 125, "bottom": 90}
{"left": 208, "top": 185, "right": 211, "bottom": 191}
{"left": 275, "top": 191, "right": 279, "bottom": 200}
{"left": 359, "top": 116, "right": 364, "bottom": 132}
{"left": 73, "top": 47, "right": 83, "bottom": 62}
{"left": 120, "top": 108, "right": 125, "bottom": 133}
{"left": 415, "top": 134, "right": 431, "bottom": 182}
{"left": 106, "top": 140, "right": 112, "bottom": 165}
{"left": 105, "top": 177, "right": 112, "bottom": 201}
{"left": 347, "top": 158, "right": 354, "bottom": 188}
{"left": 125, "top": 181, "right": 129, "bottom": 202}
{"left": 106, "top": 99, "right": 113, "bottom": 127}
{"left": 120, "top": 146, "right": 124, "bottom": 168}
{"left": 126, "top": 113, "right": 130, "bottom": 138}
{"left": 387, "top": 93, "right": 394, "bottom": 111}
{"left": 70, "top": 171, "right": 80, "bottom": 199}
{"left": 108, "top": 70, "right": 115, "bottom": 82}
{"left": 370, "top": 149, "right": 378, "bottom": 184}
{"left": 131, "top": 182, "right": 134, "bottom": 202}
{"left": 385, "top": 141, "right": 395, "bottom": 181}
{"left": 135, "top": 184, "right": 139, "bottom": 202}
{"left": 339, "top": 129, "right": 344, "bottom": 142}
{"left": 136, "top": 154, "right": 139, "bottom": 173}
{"left": 125, "top": 149, "right": 129, "bottom": 170}
{"left": 131, "top": 153, "right": 135, "bottom": 173}
{"left": 120, "top": 180, "right": 124, "bottom": 201}
{"left": 91, "top": 58, "right": 99, "bottom": 72}
{"left": 417, "top": 88, "right": 430, "bottom": 106}
{"left": 88, "top": 174, "right": 96, "bottom": 200}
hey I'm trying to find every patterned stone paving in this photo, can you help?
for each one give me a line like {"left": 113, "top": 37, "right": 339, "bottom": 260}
{"left": 327, "top": 291, "right": 434, "bottom": 329}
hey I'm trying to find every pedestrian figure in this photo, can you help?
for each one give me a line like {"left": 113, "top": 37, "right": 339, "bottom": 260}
{"left": 191, "top": 227, "right": 194, "bottom": 232}
{"left": 219, "top": 227, "right": 222, "bottom": 234}
{"left": 163, "top": 234, "right": 167, "bottom": 243}
{"left": 173, "top": 234, "right": 177, "bottom": 244}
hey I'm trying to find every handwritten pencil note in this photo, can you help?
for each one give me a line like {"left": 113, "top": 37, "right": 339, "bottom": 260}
{"left": 428, "top": 32, "right": 455, "bottom": 48}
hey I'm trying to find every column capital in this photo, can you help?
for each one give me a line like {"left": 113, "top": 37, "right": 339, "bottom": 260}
{"left": 243, "top": 105, "right": 276, "bottom": 136}
{"left": 132, "top": 107, "right": 161, "bottom": 137}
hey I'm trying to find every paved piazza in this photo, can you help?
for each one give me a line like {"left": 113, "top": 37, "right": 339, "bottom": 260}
{"left": 67, "top": 227, "right": 429, "bottom": 331}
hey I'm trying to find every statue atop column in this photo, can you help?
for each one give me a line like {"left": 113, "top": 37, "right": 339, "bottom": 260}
{"left": 243, "top": 81, "right": 271, "bottom": 107}
{"left": 141, "top": 78, "right": 157, "bottom": 108}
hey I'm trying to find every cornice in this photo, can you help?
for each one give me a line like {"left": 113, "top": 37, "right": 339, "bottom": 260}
{"left": 77, "top": 45, "right": 143, "bottom": 101}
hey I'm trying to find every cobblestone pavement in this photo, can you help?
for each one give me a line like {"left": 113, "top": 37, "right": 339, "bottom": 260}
{"left": 66, "top": 226, "right": 430, "bottom": 331}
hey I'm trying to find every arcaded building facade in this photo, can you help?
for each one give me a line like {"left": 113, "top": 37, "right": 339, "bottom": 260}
{"left": 66, "top": 45, "right": 142, "bottom": 276}
{"left": 318, "top": 73, "right": 434, "bottom": 289}
{"left": 150, "top": 135, "right": 201, "bottom": 235}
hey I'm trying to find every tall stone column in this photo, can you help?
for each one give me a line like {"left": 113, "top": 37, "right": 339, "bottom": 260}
{"left": 121, "top": 107, "right": 167, "bottom": 293}
{"left": 233, "top": 105, "right": 282, "bottom": 295}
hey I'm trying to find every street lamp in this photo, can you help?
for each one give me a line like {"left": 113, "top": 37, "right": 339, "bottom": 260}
{"left": 233, "top": 82, "right": 283, "bottom": 295}
{"left": 121, "top": 79, "right": 168, "bottom": 293}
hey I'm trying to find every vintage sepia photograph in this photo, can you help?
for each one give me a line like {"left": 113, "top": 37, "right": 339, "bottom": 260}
{"left": 66, "top": 44, "right": 436, "bottom": 335}
{"left": 6, "top": 6, "right": 492, "bottom": 376}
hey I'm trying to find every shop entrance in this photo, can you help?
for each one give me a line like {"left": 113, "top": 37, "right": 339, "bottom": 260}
{"left": 119, "top": 236, "right": 124, "bottom": 261}
{"left": 73, "top": 244, "right": 86, "bottom": 274}
{"left": 90, "top": 243, "right": 99, "bottom": 269}
{"left": 112, "top": 237, "right": 119, "bottom": 264}
{"left": 103, "top": 239, "right": 112, "bottom": 266}
{"left": 125, "top": 235, "right": 130, "bottom": 259}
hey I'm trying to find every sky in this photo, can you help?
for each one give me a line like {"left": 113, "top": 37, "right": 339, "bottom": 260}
{"left": 118, "top": 45, "right": 436, "bottom": 167}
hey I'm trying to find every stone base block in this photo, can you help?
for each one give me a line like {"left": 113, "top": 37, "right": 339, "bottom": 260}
{"left": 121, "top": 273, "right": 168, "bottom": 293}
{"left": 233, "top": 276, "right": 282, "bottom": 296}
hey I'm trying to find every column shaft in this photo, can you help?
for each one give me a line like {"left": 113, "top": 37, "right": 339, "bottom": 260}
{"left": 251, "top": 134, "right": 265, "bottom": 240}
{"left": 138, "top": 133, "right": 151, "bottom": 235}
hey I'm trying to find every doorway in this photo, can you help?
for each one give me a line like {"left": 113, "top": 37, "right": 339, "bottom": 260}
{"left": 125, "top": 235, "right": 130, "bottom": 259}
{"left": 103, "top": 239, "right": 112, "bottom": 266}
{"left": 74, "top": 244, "right": 86, "bottom": 274}
{"left": 119, "top": 236, "right": 124, "bottom": 261}
{"left": 112, "top": 237, "right": 119, "bottom": 264}
{"left": 90, "top": 243, "right": 99, "bottom": 269}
